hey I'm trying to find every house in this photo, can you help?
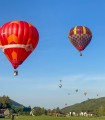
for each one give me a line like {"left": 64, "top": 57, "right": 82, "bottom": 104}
{"left": 0, "top": 109, "right": 10, "bottom": 118}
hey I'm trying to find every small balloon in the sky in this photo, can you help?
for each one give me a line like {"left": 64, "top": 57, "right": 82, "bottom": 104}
{"left": 59, "top": 84, "right": 62, "bottom": 88}
{"left": 59, "top": 80, "right": 62, "bottom": 88}
{"left": 60, "top": 80, "right": 62, "bottom": 82}
{"left": 75, "top": 89, "right": 78, "bottom": 92}
{"left": 84, "top": 92, "right": 87, "bottom": 96}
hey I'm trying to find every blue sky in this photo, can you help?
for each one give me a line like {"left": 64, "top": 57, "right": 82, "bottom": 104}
{"left": 0, "top": 0, "right": 105, "bottom": 109}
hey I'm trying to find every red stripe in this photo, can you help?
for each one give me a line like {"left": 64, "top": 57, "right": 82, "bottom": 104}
{"left": 86, "top": 27, "right": 92, "bottom": 35}
{"left": 69, "top": 27, "right": 74, "bottom": 36}
{"left": 76, "top": 26, "right": 83, "bottom": 34}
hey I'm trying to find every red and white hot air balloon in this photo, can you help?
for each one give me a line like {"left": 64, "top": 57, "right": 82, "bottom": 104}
{"left": 0, "top": 20, "right": 39, "bottom": 75}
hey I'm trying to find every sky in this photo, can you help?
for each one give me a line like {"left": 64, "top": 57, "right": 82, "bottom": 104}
{"left": 0, "top": 0, "right": 105, "bottom": 109}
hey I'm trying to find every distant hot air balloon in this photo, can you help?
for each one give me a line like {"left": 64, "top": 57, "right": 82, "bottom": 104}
{"left": 60, "top": 80, "right": 62, "bottom": 82}
{"left": 84, "top": 92, "right": 87, "bottom": 96}
{"left": 0, "top": 20, "right": 39, "bottom": 75}
{"left": 96, "top": 93, "right": 99, "bottom": 97}
{"left": 65, "top": 103, "right": 67, "bottom": 106}
{"left": 59, "top": 84, "right": 62, "bottom": 88}
{"left": 68, "top": 26, "right": 92, "bottom": 56}
{"left": 59, "top": 80, "right": 62, "bottom": 88}
{"left": 75, "top": 89, "right": 78, "bottom": 92}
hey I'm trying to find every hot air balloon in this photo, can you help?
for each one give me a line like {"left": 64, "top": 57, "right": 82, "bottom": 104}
{"left": 84, "top": 92, "right": 87, "bottom": 96}
{"left": 59, "top": 80, "right": 62, "bottom": 88}
{"left": 0, "top": 20, "right": 39, "bottom": 76}
{"left": 75, "top": 89, "right": 78, "bottom": 92}
{"left": 60, "top": 80, "right": 62, "bottom": 82}
{"left": 68, "top": 26, "right": 92, "bottom": 56}
{"left": 59, "top": 84, "right": 62, "bottom": 88}
{"left": 65, "top": 103, "right": 67, "bottom": 107}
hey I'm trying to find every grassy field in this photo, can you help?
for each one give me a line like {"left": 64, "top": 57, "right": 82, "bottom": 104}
{"left": 1, "top": 116, "right": 105, "bottom": 120}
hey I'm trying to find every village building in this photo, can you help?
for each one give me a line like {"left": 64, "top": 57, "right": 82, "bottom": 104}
{"left": 0, "top": 109, "right": 10, "bottom": 118}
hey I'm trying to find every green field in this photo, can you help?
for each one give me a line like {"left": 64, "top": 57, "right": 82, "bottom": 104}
{"left": 1, "top": 116, "right": 105, "bottom": 120}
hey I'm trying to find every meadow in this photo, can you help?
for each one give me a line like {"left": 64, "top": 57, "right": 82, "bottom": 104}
{"left": 1, "top": 116, "right": 105, "bottom": 120}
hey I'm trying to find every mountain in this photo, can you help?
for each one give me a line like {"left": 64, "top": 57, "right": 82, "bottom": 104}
{"left": 11, "top": 99, "right": 24, "bottom": 107}
{"left": 0, "top": 95, "right": 24, "bottom": 108}
{"left": 61, "top": 97, "right": 105, "bottom": 113}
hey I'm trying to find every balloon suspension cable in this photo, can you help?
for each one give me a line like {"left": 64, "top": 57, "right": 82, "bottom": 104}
{"left": 14, "top": 70, "right": 18, "bottom": 76}
{"left": 79, "top": 51, "right": 82, "bottom": 56}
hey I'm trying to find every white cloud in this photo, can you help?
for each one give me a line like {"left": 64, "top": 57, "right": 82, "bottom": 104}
{"left": 85, "top": 75, "right": 105, "bottom": 81}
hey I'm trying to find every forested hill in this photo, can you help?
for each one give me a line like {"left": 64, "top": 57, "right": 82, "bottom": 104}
{"left": 0, "top": 95, "right": 24, "bottom": 108}
{"left": 11, "top": 99, "right": 24, "bottom": 107}
{"left": 61, "top": 97, "right": 105, "bottom": 113}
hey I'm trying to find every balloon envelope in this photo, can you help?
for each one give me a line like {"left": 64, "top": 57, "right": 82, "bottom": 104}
{"left": 0, "top": 20, "right": 39, "bottom": 69}
{"left": 68, "top": 26, "right": 92, "bottom": 55}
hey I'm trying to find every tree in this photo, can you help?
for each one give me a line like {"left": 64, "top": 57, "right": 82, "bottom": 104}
{"left": 23, "top": 106, "right": 31, "bottom": 112}
{"left": 0, "top": 95, "right": 12, "bottom": 108}
{"left": 98, "top": 105, "right": 105, "bottom": 116}
{"left": 13, "top": 106, "right": 24, "bottom": 114}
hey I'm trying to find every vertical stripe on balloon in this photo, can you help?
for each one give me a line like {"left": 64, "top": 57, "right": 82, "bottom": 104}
{"left": 12, "top": 51, "right": 17, "bottom": 60}
{"left": 73, "top": 27, "right": 77, "bottom": 34}
{"left": 83, "top": 26, "right": 86, "bottom": 34}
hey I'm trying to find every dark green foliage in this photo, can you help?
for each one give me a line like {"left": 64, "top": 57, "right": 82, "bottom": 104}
{"left": 0, "top": 95, "right": 24, "bottom": 109}
{"left": 32, "top": 107, "right": 62, "bottom": 116}
{"left": 0, "top": 95, "right": 12, "bottom": 109}
{"left": 61, "top": 97, "right": 105, "bottom": 115}
{"left": 2, "top": 95, "right": 105, "bottom": 116}
{"left": 11, "top": 100, "right": 24, "bottom": 107}
{"left": 0, "top": 95, "right": 31, "bottom": 115}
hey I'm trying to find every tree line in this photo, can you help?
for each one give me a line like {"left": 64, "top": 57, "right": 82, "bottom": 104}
{"left": 1, "top": 95, "right": 105, "bottom": 116}
{"left": 0, "top": 95, "right": 63, "bottom": 116}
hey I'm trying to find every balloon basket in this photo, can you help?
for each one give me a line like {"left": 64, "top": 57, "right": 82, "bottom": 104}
{"left": 14, "top": 70, "right": 18, "bottom": 76}
{"left": 80, "top": 51, "right": 82, "bottom": 56}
